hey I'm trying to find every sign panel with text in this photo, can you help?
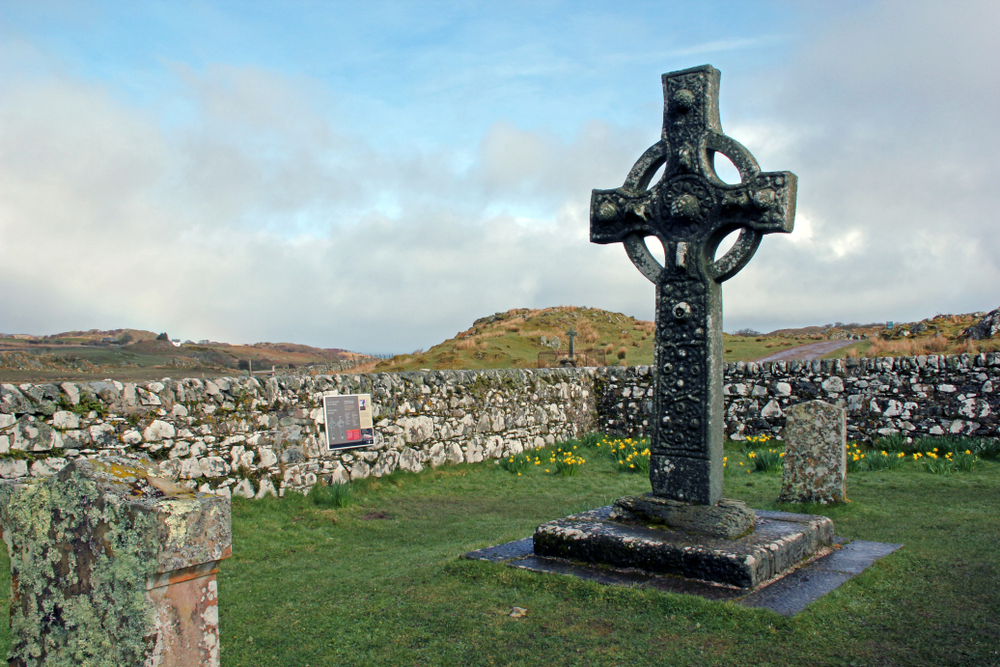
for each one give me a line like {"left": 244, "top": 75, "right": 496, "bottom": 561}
{"left": 323, "top": 393, "right": 374, "bottom": 451}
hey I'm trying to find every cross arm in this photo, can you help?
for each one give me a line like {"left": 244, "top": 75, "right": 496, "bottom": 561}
{"left": 590, "top": 188, "right": 657, "bottom": 245}
{"left": 717, "top": 171, "right": 797, "bottom": 235}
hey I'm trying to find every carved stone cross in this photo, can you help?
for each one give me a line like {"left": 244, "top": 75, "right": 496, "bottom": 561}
{"left": 566, "top": 328, "right": 578, "bottom": 359}
{"left": 591, "top": 65, "right": 796, "bottom": 505}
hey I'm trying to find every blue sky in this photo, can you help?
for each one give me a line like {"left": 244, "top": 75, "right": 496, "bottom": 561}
{"left": 1, "top": 1, "right": 998, "bottom": 352}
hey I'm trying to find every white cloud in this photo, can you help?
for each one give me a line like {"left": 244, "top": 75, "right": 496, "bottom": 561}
{"left": 2, "top": 0, "right": 999, "bottom": 354}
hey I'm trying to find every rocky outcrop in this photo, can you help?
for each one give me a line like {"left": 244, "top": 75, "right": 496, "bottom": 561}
{"left": 962, "top": 308, "right": 1000, "bottom": 340}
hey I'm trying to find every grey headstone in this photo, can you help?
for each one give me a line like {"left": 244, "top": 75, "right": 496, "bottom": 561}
{"left": 778, "top": 400, "right": 847, "bottom": 504}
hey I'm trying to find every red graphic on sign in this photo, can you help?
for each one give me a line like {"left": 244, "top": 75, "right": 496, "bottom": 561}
{"left": 347, "top": 429, "right": 361, "bottom": 441}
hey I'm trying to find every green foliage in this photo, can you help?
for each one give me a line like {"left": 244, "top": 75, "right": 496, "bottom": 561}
{"left": 309, "top": 481, "right": 354, "bottom": 508}
{"left": 974, "top": 437, "right": 1000, "bottom": 461}
{"left": 921, "top": 453, "right": 955, "bottom": 475}
{"left": 848, "top": 437, "right": 986, "bottom": 475}
{"left": 548, "top": 447, "right": 586, "bottom": 477}
{"left": 499, "top": 453, "right": 532, "bottom": 475}
{"left": 741, "top": 433, "right": 776, "bottom": 453}
{"left": 863, "top": 449, "right": 906, "bottom": 471}
{"left": 146, "top": 445, "right": 171, "bottom": 461}
{"left": 746, "top": 448, "right": 783, "bottom": 473}
{"left": 873, "top": 433, "right": 908, "bottom": 452}
{"left": 56, "top": 394, "right": 107, "bottom": 417}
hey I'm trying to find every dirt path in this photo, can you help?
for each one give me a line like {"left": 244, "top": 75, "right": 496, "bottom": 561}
{"left": 753, "top": 339, "right": 857, "bottom": 362}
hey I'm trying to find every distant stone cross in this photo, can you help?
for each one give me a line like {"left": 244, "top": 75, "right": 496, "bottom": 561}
{"left": 591, "top": 65, "right": 797, "bottom": 505}
{"left": 566, "top": 328, "right": 578, "bottom": 359}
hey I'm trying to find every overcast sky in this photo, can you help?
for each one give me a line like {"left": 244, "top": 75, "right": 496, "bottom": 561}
{"left": 1, "top": 1, "right": 997, "bottom": 353}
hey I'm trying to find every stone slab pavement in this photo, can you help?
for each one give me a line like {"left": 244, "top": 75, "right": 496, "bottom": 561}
{"left": 753, "top": 339, "right": 858, "bottom": 362}
{"left": 464, "top": 531, "right": 902, "bottom": 617}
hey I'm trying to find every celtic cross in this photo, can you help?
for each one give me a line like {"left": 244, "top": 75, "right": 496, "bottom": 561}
{"left": 591, "top": 65, "right": 796, "bottom": 505}
{"left": 566, "top": 328, "right": 578, "bottom": 359}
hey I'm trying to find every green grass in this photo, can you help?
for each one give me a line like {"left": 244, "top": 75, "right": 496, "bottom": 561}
{"left": 721, "top": 335, "right": 822, "bottom": 362}
{"left": 0, "top": 438, "right": 998, "bottom": 666}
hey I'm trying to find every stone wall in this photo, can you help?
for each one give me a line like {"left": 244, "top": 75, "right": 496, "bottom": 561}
{"left": 0, "top": 369, "right": 594, "bottom": 499}
{"left": 595, "top": 353, "right": 1000, "bottom": 442}
{"left": 2, "top": 352, "right": 998, "bottom": 497}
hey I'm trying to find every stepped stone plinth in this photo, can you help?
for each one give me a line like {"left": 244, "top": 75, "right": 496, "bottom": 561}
{"left": 534, "top": 506, "right": 833, "bottom": 589}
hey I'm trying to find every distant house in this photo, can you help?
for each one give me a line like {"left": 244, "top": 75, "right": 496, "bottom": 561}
{"left": 171, "top": 339, "right": 182, "bottom": 347}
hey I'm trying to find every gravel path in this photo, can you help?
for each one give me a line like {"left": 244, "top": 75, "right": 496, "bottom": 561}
{"left": 752, "top": 339, "right": 858, "bottom": 362}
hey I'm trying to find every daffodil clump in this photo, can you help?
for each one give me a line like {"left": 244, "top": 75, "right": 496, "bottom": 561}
{"left": 744, "top": 434, "right": 774, "bottom": 448}
{"left": 864, "top": 449, "right": 906, "bottom": 471}
{"left": 746, "top": 447, "right": 784, "bottom": 473}
{"left": 846, "top": 441, "right": 867, "bottom": 473}
{"left": 595, "top": 436, "right": 651, "bottom": 474}
{"left": 549, "top": 446, "right": 586, "bottom": 476}
{"left": 499, "top": 452, "right": 533, "bottom": 475}
{"left": 847, "top": 440, "right": 982, "bottom": 474}
{"left": 912, "top": 448, "right": 979, "bottom": 474}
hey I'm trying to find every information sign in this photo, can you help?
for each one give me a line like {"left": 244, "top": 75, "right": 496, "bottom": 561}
{"left": 323, "top": 393, "right": 374, "bottom": 451}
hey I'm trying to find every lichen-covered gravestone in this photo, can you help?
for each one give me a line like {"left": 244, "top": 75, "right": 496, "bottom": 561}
{"left": 0, "top": 457, "right": 231, "bottom": 667}
{"left": 778, "top": 400, "right": 847, "bottom": 504}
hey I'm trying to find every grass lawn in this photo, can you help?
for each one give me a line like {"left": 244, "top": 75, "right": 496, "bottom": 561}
{"left": 0, "top": 438, "right": 998, "bottom": 666}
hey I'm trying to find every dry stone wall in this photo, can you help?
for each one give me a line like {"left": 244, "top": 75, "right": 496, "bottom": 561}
{"left": 0, "top": 369, "right": 594, "bottom": 499}
{"left": 595, "top": 352, "right": 1000, "bottom": 442}
{"left": 3, "top": 352, "right": 998, "bottom": 497}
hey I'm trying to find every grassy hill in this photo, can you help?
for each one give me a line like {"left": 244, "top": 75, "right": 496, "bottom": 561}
{"left": 373, "top": 306, "right": 833, "bottom": 373}
{"left": 374, "top": 306, "right": 655, "bottom": 372}
{"left": 374, "top": 307, "right": 998, "bottom": 373}
{"left": 2, "top": 308, "right": 994, "bottom": 382}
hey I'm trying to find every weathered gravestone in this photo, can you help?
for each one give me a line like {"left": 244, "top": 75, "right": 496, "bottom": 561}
{"left": 0, "top": 457, "right": 231, "bottom": 667}
{"left": 778, "top": 400, "right": 848, "bottom": 504}
{"left": 534, "top": 65, "right": 834, "bottom": 589}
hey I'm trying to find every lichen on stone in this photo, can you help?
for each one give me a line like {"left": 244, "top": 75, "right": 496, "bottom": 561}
{"left": 0, "top": 461, "right": 159, "bottom": 667}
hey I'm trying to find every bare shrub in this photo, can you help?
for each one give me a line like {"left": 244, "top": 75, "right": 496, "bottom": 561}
{"left": 955, "top": 338, "right": 978, "bottom": 355}
{"left": 926, "top": 335, "right": 949, "bottom": 353}
{"left": 617, "top": 346, "right": 627, "bottom": 360}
